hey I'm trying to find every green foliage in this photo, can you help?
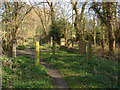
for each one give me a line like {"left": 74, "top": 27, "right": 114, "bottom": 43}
{"left": 16, "top": 45, "right": 26, "bottom": 50}
{"left": 29, "top": 44, "right": 52, "bottom": 50}
{"left": 29, "top": 46, "right": 35, "bottom": 49}
{"left": 2, "top": 55, "right": 53, "bottom": 88}
{"left": 25, "top": 39, "right": 28, "bottom": 42}
{"left": 40, "top": 47, "right": 119, "bottom": 88}
{"left": 28, "top": 38, "right": 33, "bottom": 40}
{"left": 49, "top": 19, "right": 72, "bottom": 44}
{"left": 40, "top": 44, "right": 52, "bottom": 50}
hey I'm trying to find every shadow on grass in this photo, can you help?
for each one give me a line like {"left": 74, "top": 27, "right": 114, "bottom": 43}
{"left": 64, "top": 74, "right": 119, "bottom": 88}
{"left": 45, "top": 49, "right": 119, "bottom": 88}
{"left": 60, "top": 46, "right": 80, "bottom": 54}
{"left": 2, "top": 55, "right": 53, "bottom": 88}
{"left": 38, "top": 46, "right": 119, "bottom": 88}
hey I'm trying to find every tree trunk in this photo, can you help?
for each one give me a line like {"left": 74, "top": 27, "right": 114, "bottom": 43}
{"left": 22, "top": 37, "right": 25, "bottom": 46}
{"left": 101, "top": 33, "right": 105, "bottom": 51}
{"left": 47, "top": 1, "right": 56, "bottom": 58}
{"left": 108, "top": 26, "right": 114, "bottom": 53}
{"left": 106, "top": 3, "right": 114, "bottom": 54}
{"left": 87, "top": 41, "right": 92, "bottom": 60}
{"left": 93, "top": 31, "right": 96, "bottom": 47}
{"left": 52, "top": 35, "right": 55, "bottom": 58}
{"left": 65, "top": 29, "right": 68, "bottom": 47}
{"left": 12, "top": 43, "right": 16, "bottom": 58}
{"left": 71, "top": 1, "right": 88, "bottom": 41}
{"left": 10, "top": 2, "right": 19, "bottom": 57}
{"left": 113, "top": 2, "right": 118, "bottom": 50}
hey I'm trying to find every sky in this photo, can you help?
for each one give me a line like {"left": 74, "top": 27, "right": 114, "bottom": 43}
{"left": 0, "top": 0, "right": 97, "bottom": 25}
{"left": 0, "top": 0, "right": 119, "bottom": 23}
{"left": 1, "top": 0, "right": 120, "bottom": 2}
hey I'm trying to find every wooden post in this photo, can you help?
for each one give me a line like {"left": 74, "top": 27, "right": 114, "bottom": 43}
{"left": 35, "top": 41, "right": 39, "bottom": 66}
{"left": 12, "top": 43, "right": 16, "bottom": 58}
{"left": 33, "top": 37, "right": 35, "bottom": 47}
{"left": 118, "top": 43, "right": 120, "bottom": 61}
{"left": 67, "top": 40, "right": 72, "bottom": 49}
{"left": 51, "top": 37, "right": 53, "bottom": 47}
{"left": 52, "top": 36, "right": 55, "bottom": 58}
{"left": 86, "top": 41, "right": 92, "bottom": 60}
{"left": 22, "top": 37, "right": 25, "bottom": 46}
{"left": 0, "top": 39, "right": 2, "bottom": 56}
{"left": 79, "top": 40, "right": 87, "bottom": 54}
{"left": 0, "top": 21, "right": 1, "bottom": 90}
{"left": 72, "top": 40, "right": 74, "bottom": 47}
{"left": 60, "top": 38, "right": 65, "bottom": 48}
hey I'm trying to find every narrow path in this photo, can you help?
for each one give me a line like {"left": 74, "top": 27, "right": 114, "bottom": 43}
{"left": 40, "top": 59, "right": 69, "bottom": 89}
{"left": 16, "top": 46, "right": 69, "bottom": 89}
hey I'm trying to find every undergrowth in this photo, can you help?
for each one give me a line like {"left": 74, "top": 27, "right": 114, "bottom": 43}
{"left": 40, "top": 48, "right": 119, "bottom": 88}
{"left": 1, "top": 55, "right": 53, "bottom": 88}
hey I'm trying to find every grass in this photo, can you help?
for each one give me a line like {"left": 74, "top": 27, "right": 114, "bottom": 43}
{"left": 16, "top": 45, "right": 26, "bottom": 50}
{"left": 29, "top": 46, "right": 35, "bottom": 49}
{"left": 73, "top": 43, "right": 79, "bottom": 49}
{"left": 40, "top": 47, "right": 119, "bottom": 88}
{"left": 30, "top": 43, "right": 52, "bottom": 50}
{"left": 2, "top": 55, "right": 53, "bottom": 88}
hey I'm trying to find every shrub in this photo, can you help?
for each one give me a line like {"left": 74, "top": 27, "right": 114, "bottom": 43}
{"left": 16, "top": 45, "right": 26, "bottom": 50}
{"left": 30, "top": 46, "right": 35, "bottom": 49}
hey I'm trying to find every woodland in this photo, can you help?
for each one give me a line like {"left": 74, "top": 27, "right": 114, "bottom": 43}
{"left": 0, "top": 0, "right": 120, "bottom": 89}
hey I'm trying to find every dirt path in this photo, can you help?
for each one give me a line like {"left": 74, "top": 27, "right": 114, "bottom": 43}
{"left": 40, "top": 59, "right": 69, "bottom": 89}
{"left": 16, "top": 45, "right": 69, "bottom": 89}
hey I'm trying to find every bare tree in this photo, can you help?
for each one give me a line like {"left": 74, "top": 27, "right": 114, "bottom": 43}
{"left": 71, "top": 0, "right": 88, "bottom": 41}
{"left": 91, "top": 2, "right": 116, "bottom": 53}
{"left": 2, "top": 2, "right": 33, "bottom": 57}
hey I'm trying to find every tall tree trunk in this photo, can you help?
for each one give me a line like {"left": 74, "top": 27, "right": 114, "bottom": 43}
{"left": 113, "top": 2, "right": 118, "bottom": 50}
{"left": 93, "top": 17, "right": 96, "bottom": 48}
{"left": 101, "top": 32, "right": 105, "bottom": 51}
{"left": 91, "top": 2, "right": 115, "bottom": 53}
{"left": 93, "top": 31, "right": 96, "bottom": 47}
{"left": 47, "top": 1, "right": 56, "bottom": 58}
{"left": 82, "top": 18, "right": 85, "bottom": 40}
{"left": 52, "top": 35, "right": 55, "bottom": 58}
{"left": 108, "top": 24, "right": 114, "bottom": 53}
{"left": 106, "top": 3, "right": 114, "bottom": 54}
{"left": 10, "top": 2, "right": 19, "bottom": 58}
{"left": 71, "top": 1, "right": 80, "bottom": 41}
{"left": 71, "top": 1, "right": 88, "bottom": 41}
{"left": 79, "top": 1, "right": 88, "bottom": 40}
{"left": 118, "top": 5, "right": 120, "bottom": 59}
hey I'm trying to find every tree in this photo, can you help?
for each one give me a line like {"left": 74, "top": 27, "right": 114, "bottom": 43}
{"left": 2, "top": 2, "right": 33, "bottom": 57}
{"left": 71, "top": 0, "right": 88, "bottom": 41}
{"left": 46, "top": 0, "right": 56, "bottom": 58}
{"left": 91, "top": 2, "right": 117, "bottom": 54}
{"left": 49, "top": 18, "right": 72, "bottom": 44}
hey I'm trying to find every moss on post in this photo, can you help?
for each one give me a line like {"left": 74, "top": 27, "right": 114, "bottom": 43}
{"left": 52, "top": 40, "right": 55, "bottom": 58}
{"left": 35, "top": 41, "right": 39, "bottom": 66}
{"left": 33, "top": 37, "right": 35, "bottom": 47}
{"left": 52, "top": 36, "right": 55, "bottom": 58}
{"left": 118, "top": 43, "right": 120, "bottom": 61}
{"left": 51, "top": 37, "right": 53, "bottom": 47}
{"left": 12, "top": 43, "right": 16, "bottom": 58}
{"left": 22, "top": 37, "right": 25, "bottom": 46}
{"left": 86, "top": 41, "right": 92, "bottom": 60}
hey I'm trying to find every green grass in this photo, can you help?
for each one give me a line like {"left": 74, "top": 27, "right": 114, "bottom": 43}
{"left": 16, "top": 45, "right": 26, "bottom": 50}
{"left": 2, "top": 55, "right": 53, "bottom": 88}
{"left": 30, "top": 43, "right": 52, "bottom": 50}
{"left": 73, "top": 43, "right": 79, "bottom": 49}
{"left": 29, "top": 46, "right": 35, "bottom": 49}
{"left": 40, "top": 48, "right": 119, "bottom": 88}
